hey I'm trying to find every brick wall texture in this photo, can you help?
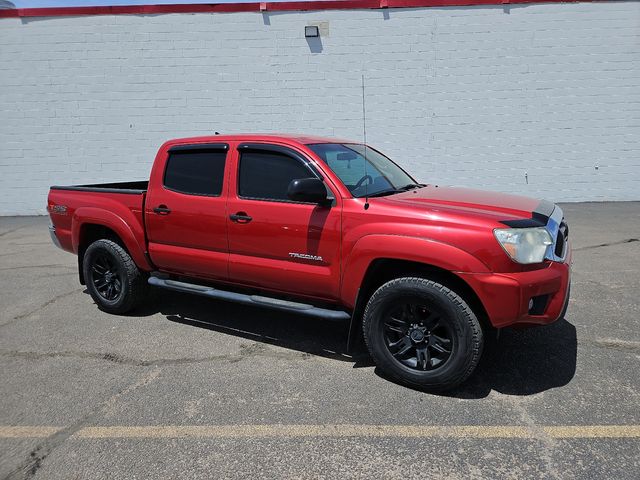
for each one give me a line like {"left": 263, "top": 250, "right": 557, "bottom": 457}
{"left": 1, "top": 2, "right": 639, "bottom": 214}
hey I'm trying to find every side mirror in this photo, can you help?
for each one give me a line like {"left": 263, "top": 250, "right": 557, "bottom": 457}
{"left": 287, "top": 178, "right": 328, "bottom": 204}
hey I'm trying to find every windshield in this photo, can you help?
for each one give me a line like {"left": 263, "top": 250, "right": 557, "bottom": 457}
{"left": 308, "top": 143, "right": 417, "bottom": 198}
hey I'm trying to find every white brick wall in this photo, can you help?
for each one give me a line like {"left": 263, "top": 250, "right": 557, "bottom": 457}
{"left": 1, "top": 2, "right": 639, "bottom": 215}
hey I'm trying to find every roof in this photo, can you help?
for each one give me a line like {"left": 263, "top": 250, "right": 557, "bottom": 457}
{"left": 165, "top": 133, "right": 358, "bottom": 147}
{"left": 1, "top": 2, "right": 573, "bottom": 19}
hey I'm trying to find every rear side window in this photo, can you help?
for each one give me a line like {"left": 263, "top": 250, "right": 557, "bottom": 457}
{"left": 164, "top": 149, "right": 227, "bottom": 196}
{"left": 238, "top": 150, "right": 316, "bottom": 201}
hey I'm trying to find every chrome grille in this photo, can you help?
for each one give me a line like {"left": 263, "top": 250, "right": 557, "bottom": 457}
{"left": 555, "top": 221, "right": 569, "bottom": 258}
{"left": 544, "top": 206, "right": 568, "bottom": 262}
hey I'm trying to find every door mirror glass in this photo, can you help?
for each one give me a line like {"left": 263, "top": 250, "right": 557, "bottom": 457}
{"left": 287, "top": 178, "right": 328, "bottom": 204}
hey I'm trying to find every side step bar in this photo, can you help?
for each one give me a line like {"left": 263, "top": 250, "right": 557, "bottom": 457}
{"left": 148, "top": 275, "right": 351, "bottom": 322}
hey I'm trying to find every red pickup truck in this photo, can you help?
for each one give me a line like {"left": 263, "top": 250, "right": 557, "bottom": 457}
{"left": 48, "top": 134, "right": 571, "bottom": 391}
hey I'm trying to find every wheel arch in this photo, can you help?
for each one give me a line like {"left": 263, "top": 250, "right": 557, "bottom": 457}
{"left": 72, "top": 207, "right": 152, "bottom": 286}
{"left": 77, "top": 223, "right": 129, "bottom": 285}
{"left": 347, "top": 258, "right": 491, "bottom": 353}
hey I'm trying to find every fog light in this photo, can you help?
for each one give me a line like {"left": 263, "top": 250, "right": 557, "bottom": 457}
{"left": 528, "top": 295, "right": 550, "bottom": 315}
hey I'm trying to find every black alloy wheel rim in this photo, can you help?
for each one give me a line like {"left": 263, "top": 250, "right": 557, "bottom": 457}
{"left": 91, "top": 253, "right": 122, "bottom": 301}
{"left": 383, "top": 301, "right": 454, "bottom": 371}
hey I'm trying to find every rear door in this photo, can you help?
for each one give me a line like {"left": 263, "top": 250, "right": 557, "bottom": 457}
{"left": 145, "top": 143, "right": 230, "bottom": 280}
{"left": 226, "top": 143, "right": 342, "bottom": 301}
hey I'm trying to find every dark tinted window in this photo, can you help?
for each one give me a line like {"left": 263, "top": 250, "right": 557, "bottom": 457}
{"left": 239, "top": 150, "right": 316, "bottom": 201}
{"left": 164, "top": 149, "right": 226, "bottom": 196}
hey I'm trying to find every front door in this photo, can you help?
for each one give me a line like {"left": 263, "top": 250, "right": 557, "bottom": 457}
{"left": 145, "top": 143, "right": 230, "bottom": 280}
{"left": 226, "top": 143, "right": 342, "bottom": 301}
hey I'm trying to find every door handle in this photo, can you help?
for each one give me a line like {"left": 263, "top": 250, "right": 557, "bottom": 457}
{"left": 153, "top": 205, "right": 171, "bottom": 215}
{"left": 230, "top": 212, "right": 252, "bottom": 223}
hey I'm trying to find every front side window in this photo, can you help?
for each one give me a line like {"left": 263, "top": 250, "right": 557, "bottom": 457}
{"left": 308, "top": 143, "right": 416, "bottom": 198}
{"left": 238, "top": 150, "right": 317, "bottom": 201}
{"left": 164, "top": 149, "right": 227, "bottom": 196}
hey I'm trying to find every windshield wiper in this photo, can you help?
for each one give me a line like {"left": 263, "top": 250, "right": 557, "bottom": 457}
{"left": 366, "top": 184, "right": 426, "bottom": 198}
{"left": 398, "top": 183, "right": 425, "bottom": 191}
{"left": 367, "top": 188, "right": 401, "bottom": 198}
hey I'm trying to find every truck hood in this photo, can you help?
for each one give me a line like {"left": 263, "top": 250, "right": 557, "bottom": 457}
{"left": 378, "top": 185, "right": 549, "bottom": 222}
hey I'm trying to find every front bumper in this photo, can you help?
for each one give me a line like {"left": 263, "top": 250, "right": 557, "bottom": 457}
{"left": 458, "top": 248, "right": 571, "bottom": 328}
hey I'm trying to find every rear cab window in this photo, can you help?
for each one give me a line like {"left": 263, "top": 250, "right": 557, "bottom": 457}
{"left": 164, "top": 145, "right": 228, "bottom": 196}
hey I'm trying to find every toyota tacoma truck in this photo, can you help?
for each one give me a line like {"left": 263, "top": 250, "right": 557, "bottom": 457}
{"left": 48, "top": 134, "right": 571, "bottom": 391}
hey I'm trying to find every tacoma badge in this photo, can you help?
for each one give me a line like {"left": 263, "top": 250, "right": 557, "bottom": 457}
{"left": 289, "top": 252, "right": 323, "bottom": 262}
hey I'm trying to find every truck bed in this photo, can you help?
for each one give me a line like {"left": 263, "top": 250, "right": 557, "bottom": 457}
{"left": 47, "top": 181, "right": 149, "bottom": 266}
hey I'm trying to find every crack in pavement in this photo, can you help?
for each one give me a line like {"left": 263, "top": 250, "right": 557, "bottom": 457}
{"left": 498, "top": 395, "right": 563, "bottom": 480}
{"left": 582, "top": 338, "right": 640, "bottom": 352}
{"left": 7, "top": 288, "right": 83, "bottom": 323}
{"left": 573, "top": 238, "right": 639, "bottom": 251}
{"left": 0, "top": 343, "right": 313, "bottom": 367}
{"left": 6, "top": 242, "right": 50, "bottom": 246}
{"left": 0, "top": 251, "right": 39, "bottom": 258}
{"left": 577, "top": 278, "right": 632, "bottom": 289}
{"left": 0, "top": 264, "right": 75, "bottom": 272}
{"left": 2, "top": 368, "right": 162, "bottom": 480}
{"left": 0, "top": 246, "right": 56, "bottom": 258}
{"left": 0, "top": 226, "right": 27, "bottom": 238}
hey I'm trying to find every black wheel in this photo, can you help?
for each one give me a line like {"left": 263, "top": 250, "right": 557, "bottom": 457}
{"left": 83, "top": 239, "right": 147, "bottom": 314}
{"left": 363, "top": 277, "right": 483, "bottom": 392}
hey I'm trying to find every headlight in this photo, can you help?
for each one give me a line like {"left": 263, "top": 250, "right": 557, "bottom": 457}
{"left": 494, "top": 227, "right": 553, "bottom": 264}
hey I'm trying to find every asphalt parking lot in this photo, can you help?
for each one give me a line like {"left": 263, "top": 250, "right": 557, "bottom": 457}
{"left": 0, "top": 202, "right": 639, "bottom": 479}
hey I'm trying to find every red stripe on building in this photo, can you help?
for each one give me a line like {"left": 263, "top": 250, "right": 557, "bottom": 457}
{"left": 0, "top": 1, "right": 609, "bottom": 19}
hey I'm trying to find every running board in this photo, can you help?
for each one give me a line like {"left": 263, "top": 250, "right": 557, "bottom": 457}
{"left": 148, "top": 275, "right": 350, "bottom": 321}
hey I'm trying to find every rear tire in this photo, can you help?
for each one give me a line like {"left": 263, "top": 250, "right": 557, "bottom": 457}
{"left": 83, "top": 239, "right": 147, "bottom": 314}
{"left": 363, "top": 277, "right": 483, "bottom": 392}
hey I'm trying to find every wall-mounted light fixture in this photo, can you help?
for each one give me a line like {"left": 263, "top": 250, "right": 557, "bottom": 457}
{"left": 305, "top": 25, "right": 320, "bottom": 38}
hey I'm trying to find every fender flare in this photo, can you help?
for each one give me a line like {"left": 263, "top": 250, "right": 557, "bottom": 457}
{"left": 72, "top": 206, "right": 152, "bottom": 271}
{"left": 341, "top": 234, "right": 491, "bottom": 309}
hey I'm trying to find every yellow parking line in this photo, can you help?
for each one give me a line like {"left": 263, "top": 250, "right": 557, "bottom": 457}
{"left": 75, "top": 425, "right": 533, "bottom": 439}
{"left": 544, "top": 426, "right": 640, "bottom": 438}
{"left": 1, "top": 425, "right": 640, "bottom": 439}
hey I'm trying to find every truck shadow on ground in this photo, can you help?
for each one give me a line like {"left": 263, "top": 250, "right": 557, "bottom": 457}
{"left": 135, "top": 290, "right": 577, "bottom": 399}
{"left": 396, "top": 320, "right": 578, "bottom": 399}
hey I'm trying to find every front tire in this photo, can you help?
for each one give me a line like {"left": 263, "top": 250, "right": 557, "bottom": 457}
{"left": 363, "top": 277, "right": 483, "bottom": 392}
{"left": 83, "top": 239, "right": 147, "bottom": 314}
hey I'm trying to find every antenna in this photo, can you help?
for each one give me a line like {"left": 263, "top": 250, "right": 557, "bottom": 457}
{"left": 361, "top": 74, "right": 369, "bottom": 210}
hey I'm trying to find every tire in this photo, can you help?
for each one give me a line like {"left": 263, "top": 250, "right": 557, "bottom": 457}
{"left": 363, "top": 277, "right": 483, "bottom": 392}
{"left": 83, "top": 239, "right": 147, "bottom": 314}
